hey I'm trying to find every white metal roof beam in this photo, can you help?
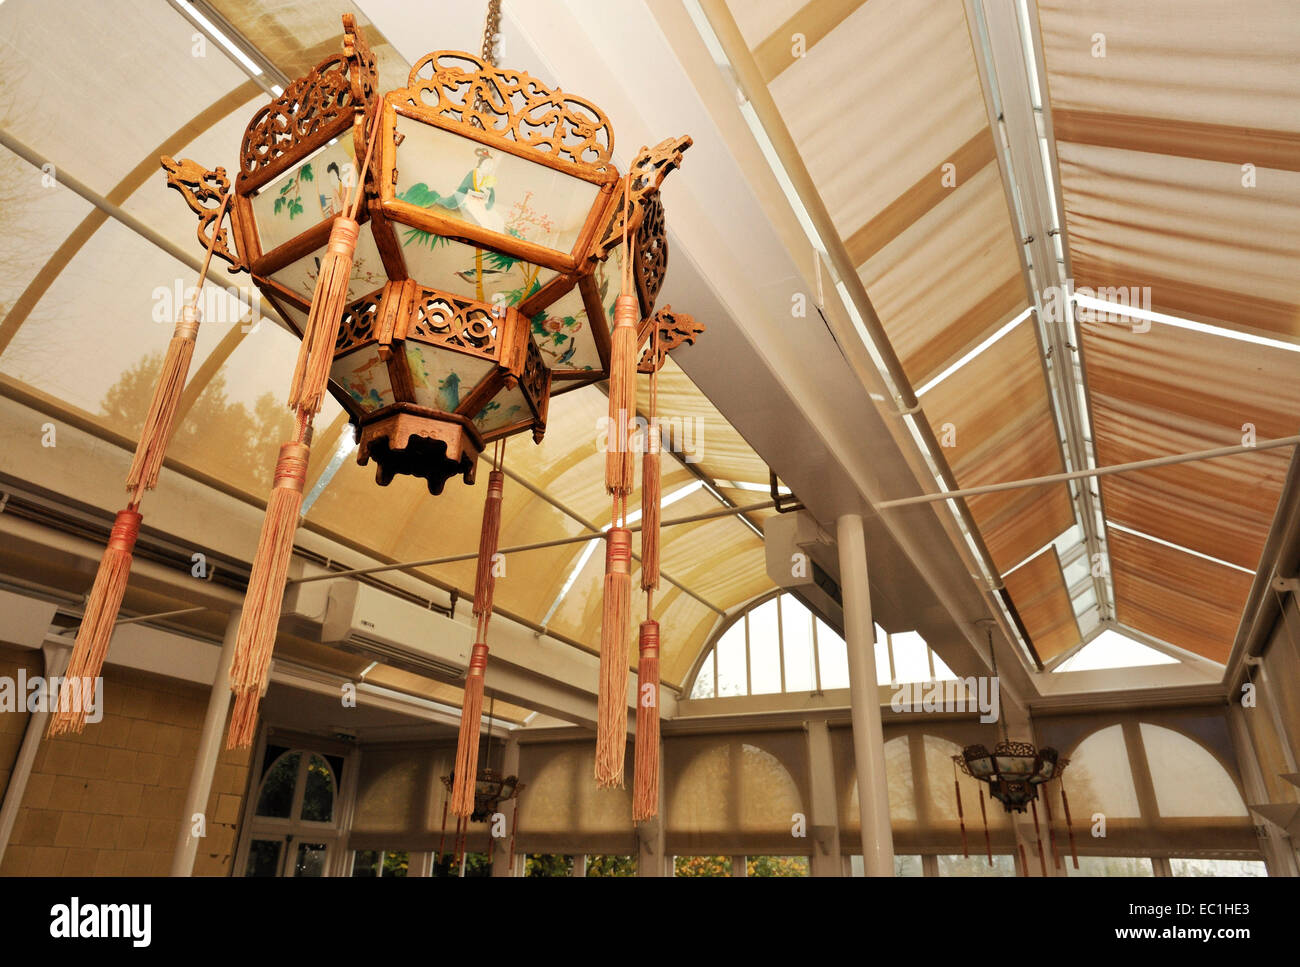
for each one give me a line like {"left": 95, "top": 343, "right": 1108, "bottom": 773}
{"left": 968, "top": 0, "right": 1113, "bottom": 624}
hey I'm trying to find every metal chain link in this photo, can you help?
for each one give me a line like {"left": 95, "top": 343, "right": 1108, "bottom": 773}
{"left": 481, "top": 0, "right": 502, "bottom": 66}
{"left": 471, "top": 0, "right": 503, "bottom": 130}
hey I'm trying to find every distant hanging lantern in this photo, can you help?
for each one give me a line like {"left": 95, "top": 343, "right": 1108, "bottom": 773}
{"left": 950, "top": 622, "right": 1076, "bottom": 874}
{"left": 953, "top": 740, "right": 1064, "bottom": 812}
{"left": 163, "top": 12, "right": 704, "bottom": 774}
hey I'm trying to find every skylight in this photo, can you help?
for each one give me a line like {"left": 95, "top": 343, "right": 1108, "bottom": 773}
{"left": 540, "top": 481, "right": 704, "bottom": 628}
{"left": 1073, "top": 294, "right": 1300, "bottom": 355}
{"left": 915, "top": 307, "right": 1034, "bottom": 397}
{"left": 1053, "top": 628, "right": 1178, "bottom": 673}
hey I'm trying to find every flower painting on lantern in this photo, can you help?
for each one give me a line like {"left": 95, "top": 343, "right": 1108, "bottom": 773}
{"left": 526, "top": 243, "right": 623, "bottom": 374}
{"left": 251, "top": 136, "right": 358, "bottom": 255}
{"left": 392, "top": 117, "right": 600, "bottom": 257}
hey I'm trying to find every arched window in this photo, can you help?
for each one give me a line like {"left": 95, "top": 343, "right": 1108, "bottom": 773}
{"left": 1139, "top": 723, "right": 1248, "bottom": 818}
{"left": 1061, "top": 721, "right": 1248, "bottom": 822}
{"left": 240, "top": 745, "right": 347, "bottom": 877}
{"left": 687, "top": 592, "right": 957, "bottom": 699}
{"left": 1061, "top": 724, "right": 1142, "bottom": 819}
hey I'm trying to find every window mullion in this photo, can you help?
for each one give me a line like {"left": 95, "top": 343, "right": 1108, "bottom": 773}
{"left": 776, "top": 595, "right": 786, "bottom": 693}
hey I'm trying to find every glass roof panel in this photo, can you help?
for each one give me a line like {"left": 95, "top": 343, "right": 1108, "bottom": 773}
{"left": 0, "top": 0, "right": 249, "bottom": 197}
{"left": 0, "top": 218, "right": 241, "bottom": 439}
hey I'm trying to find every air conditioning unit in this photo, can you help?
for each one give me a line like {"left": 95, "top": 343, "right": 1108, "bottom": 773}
{"left": 321, "top": 580, "right": 472, "bottom": 681}
{"left": 763, "top": 510, "right": 843, "bottom": 627}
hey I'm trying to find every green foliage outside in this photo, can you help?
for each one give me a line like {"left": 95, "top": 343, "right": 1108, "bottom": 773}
{"left": 674, "top": 855, "right": 732, "bottom": 877}
{"left": 525, "top": 854, "right": 574, "bottom": 877}
{"left": 746, "top": 855, "right": 809, "bottom": 877}
{"left": 586, "top": 855, "right": 637, "bottom": 877}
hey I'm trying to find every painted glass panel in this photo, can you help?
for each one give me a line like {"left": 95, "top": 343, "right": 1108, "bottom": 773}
{"left": 331, "top": 344, "right": 394, "bottom": 412}
{"left": 270, "top": 224, "right": 387, "bottom": 305}
{"left": 252, "top": 136, "right": 357, "bottom": 254}
{"left": 393, "top": 116, "right": 599, "bottom": 255}
{"left": 404, "top": 343, "right": 493, "bottom": 413}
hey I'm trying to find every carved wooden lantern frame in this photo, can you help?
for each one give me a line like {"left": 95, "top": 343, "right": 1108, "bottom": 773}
{"left": 163, "top": 15, "right": 704, "bottom": 492}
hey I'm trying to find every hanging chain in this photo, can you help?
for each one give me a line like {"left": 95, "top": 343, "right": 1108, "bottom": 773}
{"left": 481, "top": 0, "right": 502, "bottom": 66}
{"left": 985, "top": 624, "right": 1010, "bottom": 745}
{"left": 472, "top": 0, "right": 502, "bottom": 132}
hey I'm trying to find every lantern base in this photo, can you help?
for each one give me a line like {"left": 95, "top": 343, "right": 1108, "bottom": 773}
{"left": 355, "top": 405, "right": 484, "bottom": 495}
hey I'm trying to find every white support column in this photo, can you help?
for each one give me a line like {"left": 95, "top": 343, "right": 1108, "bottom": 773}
{"left": 805, "top": 719, "right": 842, "bottom": 876}
{"left": 492, "top": 734, "right": 522, "bottom": 877}
{"left": 410, "top": 851, "right": 434, "bottom": 877}
{"left": 0, "top": 640, "right": 69, "bottom": 867}
{"left": 837, "top": 513, "right": 893, "bottom": 875}
{"left": 171, "top": 608, "right": 240, "bottom": 877}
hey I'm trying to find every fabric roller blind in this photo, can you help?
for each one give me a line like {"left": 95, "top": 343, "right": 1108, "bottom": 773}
{"left": 664, "top": 729, "right": 809, "bottom": 854}
{"left": 1001, "top": 547, "right": 1082, "bottom": 664}
{"left": 349, "top": 740, "right": 496, "bottom": 852}
{"left": 514, "top": 739, "right": 636, "bottom": 855}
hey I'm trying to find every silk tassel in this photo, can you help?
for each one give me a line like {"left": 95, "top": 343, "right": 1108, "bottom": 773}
{"left": 954, "top": 766, "right": 968, "bottom": 858}
{"left": 605, "top": 295, "right": 638, "bottom": 496}
{"left": 125, "top": 306, "right": 201, "bottom": 492}
{"left": 55, "top": 194, "right": 232, "bottom": 736}
{"left": 46, "top": 510, "right": 141, "bottom": 736}
{"left": 226, "top": 440, "right": 309, "bottom": 749}
{"left": 1030, "top": 798, "right": 1047, "bottom": 876}
{"left": 451, "top": 469, "right": 505, "bottom": 817}
{"left": 640, "top": 421, "right": 661, "bottom": 589}
{"left": 632, "top": 619, "right": 660, "bottom": 820}
{"left": 979, "top": 788, "right": 992, "bottom": 866}
{"left": 595, "top": 527, "right": 632, "bottom": 786}
{"left": 1060, "top": 783, "right": 1079, "bottom": 869}
{"left": 1042, "top": 780, "right": 1062, "bottom": 869}
{"left": 288, "top": 217, "right": 359, "bottom": 416}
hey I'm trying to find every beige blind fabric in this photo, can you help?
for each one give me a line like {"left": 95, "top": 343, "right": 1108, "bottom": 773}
{"left": 1039, "top": 0, "right": 1300, "bottom": 343}
{"left": 857, "top": 163, "right": 1027, "bottom": 388}
{"left": 664, "top": 729, "right": 809, "bottom": 853}
{"left": 1108, "top": 527, "right": 1253, "bottom": 664}
{"left": 515, "top": 739, "right": 636, "bottom": 854}
{"left": 922, "top": 320, "right": 1075, "bottom": 573}
{"left": 731, "top": 0, "right": 1029, "bottom": 390}
{"left": 636, "top": 358, "right": 771, "bottom": 485}
{"left": 1082, "top": 318, "right": 1299, "bottom": 572}
{"left": 1037, "top": 708, "right": 1257, "bottom": 855}
{"left": 1001, "top": 547, "right": 1081, "bottom": 663}
{"left": 1037, "top": 0, "right": 1299, "bottom": 132}
{"left": 349, "top": 740, "right": 497, "bottom": 852}
{"left": 763, "top": 0, "right": 990, "bottom": 243}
